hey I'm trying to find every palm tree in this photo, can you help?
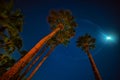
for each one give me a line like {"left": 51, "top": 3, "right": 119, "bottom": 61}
{"left": 76, "top": 33, "right": 102, "bottom": 80}
{"left": 1, "top": 9, "right": 77, "bottom": 80}
{"left": 27, "top": 10, "right": 77, "bottom": 80}
{"left": 23, "top": 10, "right": 76, "bottom": 79}
{"left": 27, "top": 24, "right": 76, "bottom": 80}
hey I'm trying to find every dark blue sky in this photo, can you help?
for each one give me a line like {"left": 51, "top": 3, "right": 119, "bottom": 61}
{"left": 13, "top": 0, "right": 120, "bottom": 80}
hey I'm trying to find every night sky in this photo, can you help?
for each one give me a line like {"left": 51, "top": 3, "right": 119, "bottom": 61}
{"left": 12, "top": 0, "right": 120, "bottom": 80}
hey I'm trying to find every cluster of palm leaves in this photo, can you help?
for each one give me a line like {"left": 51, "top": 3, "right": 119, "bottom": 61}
{"left": 48, "top": 10, "right": 77, "bottom": 29}
{"left": 0, "top": 54, "right": 15, "bottom": 76}
{"left": 0, "top": 0, "right": 24, "bottom": 55}
{"left": 47, "top": 10, "right": 77, "bottom": 47}
{"left": 76, "top": 33, "right": 96, "bottom": 52}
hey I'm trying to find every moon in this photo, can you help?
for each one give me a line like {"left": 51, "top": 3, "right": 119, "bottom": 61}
{"left": 104, "top": 34, "right": 118, "bottom": 44}
{"left": 106, "top": 36, "right": 112, "bottom": 40}
{"left": 100, "top": 32, "right": 117, "bottom": 43}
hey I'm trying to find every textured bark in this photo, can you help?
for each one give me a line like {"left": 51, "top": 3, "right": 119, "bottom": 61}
{"left": 0, "top": 27, "right": 60, "bottom": 80}
{"left": 27, "top": 47, "right": 55, "bottom": 80}
{"left": 17, "top": 46, "right": 47, "bottom": 80}
{"left": 86, "top": 51, "right": 102, "bottom": 80}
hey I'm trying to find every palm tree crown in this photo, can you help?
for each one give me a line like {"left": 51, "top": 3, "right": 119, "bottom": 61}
{"left": 48, "top": 9, "right": 77, "bottom": 30}
{"left": 76, "top": 33, "right": 96, "bottom": 52}
{"left": 47, "top": 9, "right": 77, "bottom": 46}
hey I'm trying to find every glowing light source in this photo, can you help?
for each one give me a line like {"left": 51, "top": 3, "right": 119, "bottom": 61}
{"left": 106, "top": 36, "right": 112, "bottom": 40}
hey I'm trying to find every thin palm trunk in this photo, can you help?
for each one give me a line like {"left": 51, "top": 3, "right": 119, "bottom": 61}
{"left": 0, "top": 27, "right": 60, "bottom": 80}
{"left": 27, "top": 46, "right": 55, "bottom": 80}
{"left": 17, "top": 46, "right": 48, "bottom": 80}
{"left": 86, "top": 50, "right": 102, "bottom": 80}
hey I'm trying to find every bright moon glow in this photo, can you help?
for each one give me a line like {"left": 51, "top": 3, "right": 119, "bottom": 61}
{"left": 101, "top": 32, "right": 117, "bottom": 43}
{"left": 106, "top": 36, "right": 112, "bottom": 40}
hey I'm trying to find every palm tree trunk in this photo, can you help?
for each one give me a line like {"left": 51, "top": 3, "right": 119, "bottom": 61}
{"left": 86, "top": 50, "right": 102, "bottom": 80}
{"left": 0, "top": 27, "right": 60, "bottom": 80}
{"left": 27, "top": 46, "right": 55, "bottom": 80}
{"left": 17, "top": 46, "right": 48, "bottom": 80}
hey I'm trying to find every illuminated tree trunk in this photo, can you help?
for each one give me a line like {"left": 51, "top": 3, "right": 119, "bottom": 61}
{"left": 86, "top": 50, "right": 102, "bottom": 80}
{"left": 17, "top": 46, "right": 47, "bottom": 80}
{"left": 0, "top": 27, "right": 60, "bottom": 80}
{"left": 27, "top": 47, "right": 55, "bottom": 80}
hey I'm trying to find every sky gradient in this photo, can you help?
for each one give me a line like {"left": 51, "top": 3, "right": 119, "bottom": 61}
{"left": 12, "top": 0, "right": 120, "bottom": 80}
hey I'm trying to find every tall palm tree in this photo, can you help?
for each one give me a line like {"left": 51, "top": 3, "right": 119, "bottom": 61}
{"left": 1, "top": 9, "right": 77, "bottom": 80}
{"left": 29, "top": 9, "right": 77, "bottom": 78}
{"left": 27, "top": 21, "right": 76, "bottom": 79}
{"left": 24, "top": 10, "right": 76, "bottom": 80}
{"left": 76, "top": 33, "right": 102, "bottom": 80}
